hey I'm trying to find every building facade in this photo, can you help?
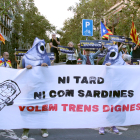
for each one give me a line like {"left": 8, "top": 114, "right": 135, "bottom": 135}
{"left": 0, "top": 2, "right": 14, "bottom": 55}
{"left": 104, "top": 0, "right": 128, "bottom": 34}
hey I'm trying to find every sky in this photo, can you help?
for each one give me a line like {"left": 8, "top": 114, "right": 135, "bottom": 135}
{"left": 34, "top": 0, "right": 80, "bottom": 31}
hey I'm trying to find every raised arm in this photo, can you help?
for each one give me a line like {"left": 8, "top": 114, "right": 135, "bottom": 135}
{"left": 78, "top": 45, "right": 84, "bottom": 59}
{"left": 92, "top": 49, "right": 101, "bottom": 58}
{"left": 134, "top": 44, "right": 138, "bottom": 50}
{"left": 118, "top": 43, "right": 124, "bottom": 51}
{"left": 93, "top": 44, "right": 105, "bottom": 58}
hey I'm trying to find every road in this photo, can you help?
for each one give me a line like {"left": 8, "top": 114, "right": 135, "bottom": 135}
{"left": 0, "top": 126, "right": 140, "bottom": 140}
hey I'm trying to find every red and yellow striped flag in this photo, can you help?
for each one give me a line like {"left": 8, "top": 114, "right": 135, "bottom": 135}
{"left": 130, "top": 20, "right": 140, "bottom": 45}
{"left": 0, "top": 33, "right": 5, "bottom": 44}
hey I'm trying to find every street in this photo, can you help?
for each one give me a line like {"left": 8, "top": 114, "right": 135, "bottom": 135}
{"left": 0, "top": 125, "right": 140, "bottom": 140}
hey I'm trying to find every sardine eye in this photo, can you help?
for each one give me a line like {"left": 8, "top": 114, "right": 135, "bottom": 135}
{"left": 109, "top": 50, "right": 118, "bottom": 60}
{"left": 110, "top": 52, "right": 116, "bottom": 57}
{"left": 40, "top": 45, "right": 44, "bottom": 51}
{"left": 38, "top": 43, "right": 45, "bottom": 54}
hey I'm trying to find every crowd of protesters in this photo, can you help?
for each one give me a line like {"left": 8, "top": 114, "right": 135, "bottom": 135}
{"left": 1, "top": 35, "right": 140, "bottom": 139}
{"left": 2, "top": 35, "right": 139, "bottom": 69}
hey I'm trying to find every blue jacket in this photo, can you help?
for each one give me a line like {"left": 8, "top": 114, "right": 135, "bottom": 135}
{"left": 78, "top": 50, "right": 101, "bottom": 65}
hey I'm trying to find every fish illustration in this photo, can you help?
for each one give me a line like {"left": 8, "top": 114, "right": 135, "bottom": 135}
{"left": 0, "top": 80, "right": 21, "bottom": 111}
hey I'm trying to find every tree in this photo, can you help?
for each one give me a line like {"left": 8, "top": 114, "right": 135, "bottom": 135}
{"left": 114, "top": 0, "right": 140, "bottom": 36}
{"left": 58, "top": 0, "right": 110, "bottom": 47}
{"left": 58, "top": 0, "right": 140, "bottom": 48}
{"left": 0, "top": 0, "right": 18, "bottom": 16}
{"left": 0, "top": 0, "right": 56, "bottom": 67}
{"left": 12, "top": 0, "right": 55, "bottom": 48}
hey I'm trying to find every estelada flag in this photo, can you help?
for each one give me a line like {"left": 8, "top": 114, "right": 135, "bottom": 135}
{"left": 0, "top": 33, "right": 5, "bottom": 44}
{"left": 130, "top": 20, "right": 140, "bottom": 45}
{"left": 101, "top": 21, "right": 113, "bottom": 39}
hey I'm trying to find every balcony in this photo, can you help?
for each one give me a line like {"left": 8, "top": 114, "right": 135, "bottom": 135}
{"left": 0, "top": 18, "right": 5, "bottom": 25}
{"left": 0, "top": 18, "right": 12, "bottom": 31}
{"left": 7, "top": 12, "right": 13, "bottom": 19}
{"left": 104, "top": 1, "right": 127, "bottom": 28}
{"left": 4, "top": 21, "right": 6, "bottom": 26}
{"left": 106, "top": 1, "right": 124, "bottom": 15}
{"left": 9, "top": 26, "right": 12, "bottom": 31}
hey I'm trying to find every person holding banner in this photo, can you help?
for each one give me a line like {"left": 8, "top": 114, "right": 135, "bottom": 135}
{"left": 99, "top": 46, "right": 128, "bottom": 135}
{"left": 132, "top": 43, "right": 140, "bottom": 58}
{"left": 78, "top": 45, "right": 104, "bottom": 65}
{"left": 19, "top": 38, "right": 51, "bottom": 139}
{"left": 118, "top": 43, "right": 129, "bottom": 54}
{"left": 66, "top": 42, "right": 78, "bottom": 64}
{"left": 50, "top": 33, "right": 60, "bottom": 63}
{"left": 0, "top": 52, "right": 12, "bottom": 68}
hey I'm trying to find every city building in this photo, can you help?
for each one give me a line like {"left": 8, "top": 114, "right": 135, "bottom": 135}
{"left": 0, "top": 2, "right": 14, "bottom": 54}
{"left": 104, "top": 0, "right": 128, "bottom": 34}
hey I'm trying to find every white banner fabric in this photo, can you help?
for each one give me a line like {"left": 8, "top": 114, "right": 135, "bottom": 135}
{"left": 0, "top": 65, "right": 140, "bottom": 129}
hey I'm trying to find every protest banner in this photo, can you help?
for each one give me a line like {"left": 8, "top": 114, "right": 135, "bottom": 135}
{"left": 80, "top": 40, "right": 113, "bottom": 49}
{"left": 80, "top": 40, "right": 102, "bottom": 48}
{"left": 58, "top": 45, "right": 75, "bottom": 54}
{"left": 90, "top": 50, "right": 106, "bottom": 57}
{"left": 15, "top": 49, "right": 28, "bottom": 56}
{"left": 100, "top": 40, "right": 114, "bottom": 47}
{"left": 125, "top": 37, "right": 133, "bottom": 44}
{"left": 0, "top": 65, "right": 140, "bottom": 129}
{"left": 109, "top": 35, "right": 133, "bottom": 44}
{"left": 47, "top": 53, "right": 55, "bottom": 60}
{"left": 131, "top": 58, "right": 140, "bottom": 65}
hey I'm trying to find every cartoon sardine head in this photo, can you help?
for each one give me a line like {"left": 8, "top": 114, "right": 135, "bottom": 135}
{"left": 103, "top": 45, "right": 126, "bottom": 65}
{"left": 25, "top": 37, "right": 47, "bottom": 61}
{"left": 0, "top": 80, "right": 21, "bottom": 101}
{"left": 0, "top": 83, "right": 16, "bottom": 97}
